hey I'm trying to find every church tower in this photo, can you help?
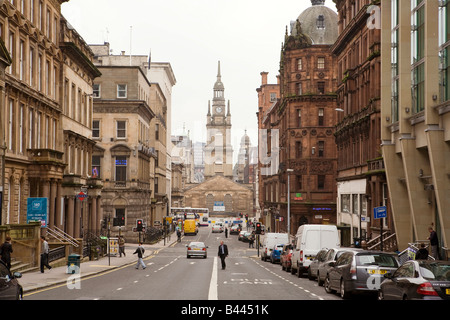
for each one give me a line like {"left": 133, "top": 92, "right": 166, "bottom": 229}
{"left": 204, "top": 61, "right": 233, "bottom": 179}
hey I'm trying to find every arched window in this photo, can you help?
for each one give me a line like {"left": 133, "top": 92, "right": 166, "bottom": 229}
{"left": 317, "top": 15, "right": 325, "bottom": 29}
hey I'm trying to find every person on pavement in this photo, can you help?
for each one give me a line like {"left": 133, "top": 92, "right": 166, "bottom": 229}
{"left": 40, "top": 236, "right": 52, "bottom": 273}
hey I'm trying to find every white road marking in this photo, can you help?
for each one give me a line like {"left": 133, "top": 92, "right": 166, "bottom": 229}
{"left": 208, "top": 257, "right": 218, "bottom": 300}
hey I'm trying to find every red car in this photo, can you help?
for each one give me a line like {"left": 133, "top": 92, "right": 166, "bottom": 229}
{"left": 281, "top": 244, "right": 294, "bottom": 272}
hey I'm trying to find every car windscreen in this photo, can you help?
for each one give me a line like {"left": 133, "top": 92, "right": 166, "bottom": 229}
{"left": 419, "top": 262, "right": 450, "bottom": 281}
{"left": 356, "top": 253, "right": 399, "bottom": 268}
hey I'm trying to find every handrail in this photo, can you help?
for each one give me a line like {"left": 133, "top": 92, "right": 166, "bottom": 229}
{"left": 47, "top": 227, "right": 79, "bottom": 247}
{"left": 54, "top": 226, "right": 80, "bottom": 246}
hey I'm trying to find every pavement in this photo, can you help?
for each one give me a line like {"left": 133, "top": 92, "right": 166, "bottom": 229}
{"left": 20, "top": 233, "right": 177, "bottom": 295}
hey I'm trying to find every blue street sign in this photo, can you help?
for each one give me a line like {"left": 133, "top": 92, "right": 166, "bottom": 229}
{"left": 374, "top": 206, "right": 387, "bottom": 219}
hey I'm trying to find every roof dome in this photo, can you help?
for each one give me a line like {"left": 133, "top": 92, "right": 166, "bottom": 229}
{"left": 291, "top": 0, "right": 338, "bottom": 45}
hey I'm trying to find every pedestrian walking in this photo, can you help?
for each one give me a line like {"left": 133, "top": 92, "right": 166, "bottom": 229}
{"left": 225, "top": 227, "right": 228, "bottom": 238}
{"left": 248, "top": 232, "right": 255, "bottom": 248}
{"left": 0, "top": 236, "right": 13, "bottom": 270}
{"left": 119, "top": 236, "right": 126, "bottom": 257}
{"left": 133, "top": 242, "right": 146, "bottom": 269}
{"left": 218, "top": 240, "right": 228, "bottom": 270}
{"left": 40, "top": 236, "right": 52, "bottom": 273}
{"left": 428, "top": 226, "right": 440, "bottom": 260}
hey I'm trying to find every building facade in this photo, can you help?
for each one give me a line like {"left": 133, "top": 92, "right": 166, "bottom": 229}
{"left": 332, "top": 0, "right": 393, "bottom": 247}
{"left": 91, "top": 46, "right": 156, "bottom": 242}
{"left": 258, "top": 1, "right": 339, "bottom": 235}
{"left": 0, "top": 0, "right": 101, "bottom": 240}
{"left": 380, "top": 0, "right": 449, "bottom": 254}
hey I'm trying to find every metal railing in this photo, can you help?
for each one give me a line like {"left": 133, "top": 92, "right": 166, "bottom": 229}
{"left": 46, "top": 227, "right": 80, "bottom": 247}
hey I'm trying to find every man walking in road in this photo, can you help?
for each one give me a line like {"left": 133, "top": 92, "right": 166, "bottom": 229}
{"left": 218, "top": 241, "right": 228, "bottom": 270}
{"left": 40, "top": 236, "right": 52, "bottom": 273}
{"left": 133, "top": 242, "right": 146, "bottom": 269}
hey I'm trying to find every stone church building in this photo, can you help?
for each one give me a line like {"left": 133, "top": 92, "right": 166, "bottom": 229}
{"left": 184, "top": 62, "right": 253, "bottom": 217}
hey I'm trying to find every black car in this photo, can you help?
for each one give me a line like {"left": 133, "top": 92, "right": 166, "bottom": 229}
{"left": 379, "top": 260, "right": 450, "bottom": 300}
{"left": 0, "top": 260, "right": 23, "bottom": 300}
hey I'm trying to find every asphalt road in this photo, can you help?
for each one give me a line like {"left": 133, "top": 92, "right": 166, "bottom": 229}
{"left": 25, "top": 225, "right": 341, "bottom": 301}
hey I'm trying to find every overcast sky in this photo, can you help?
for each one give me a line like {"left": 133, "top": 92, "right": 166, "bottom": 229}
{"left": 61, "top": 0, "right": 337, "bottom": 163}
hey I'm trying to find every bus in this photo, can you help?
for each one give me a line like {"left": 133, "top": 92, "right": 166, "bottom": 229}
{"left": 170, "top": 207, "right": 209, "bottom": 227}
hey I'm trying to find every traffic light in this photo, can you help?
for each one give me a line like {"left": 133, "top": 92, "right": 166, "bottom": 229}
{"left": 255, "top": 222, "right": 262, "bottom": 234}
{"left": 136, "top": 219, "right": 143, "bottom": 232}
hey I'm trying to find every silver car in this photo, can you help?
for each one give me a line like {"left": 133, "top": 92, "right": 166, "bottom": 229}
{"left": 186, "top": 241, "right": 208, "bottom": 259}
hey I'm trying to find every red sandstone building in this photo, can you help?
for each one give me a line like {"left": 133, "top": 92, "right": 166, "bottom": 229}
{"left": 331, "top": 0, "right": 395, "bottom": 248}
{"left": 257, "top": 1, "right": 339, "bottom": 234}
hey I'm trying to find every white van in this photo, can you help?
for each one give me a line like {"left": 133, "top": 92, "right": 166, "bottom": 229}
{"left": 261, "top": 233, "right": 289, "bottom": 261}
{"left": 291, "top": 224, "right": 340, "bottom": 277}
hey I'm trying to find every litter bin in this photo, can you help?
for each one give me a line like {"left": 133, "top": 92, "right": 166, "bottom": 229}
{"left": 67, "top": 253, "right": 81, "bottom": 274}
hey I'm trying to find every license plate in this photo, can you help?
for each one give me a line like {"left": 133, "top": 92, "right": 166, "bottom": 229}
{"left": 368, "top": 269, "right": 387, "bottom": 274}
{"left": 446, "top": 289, "right": 450, "bottom": 295}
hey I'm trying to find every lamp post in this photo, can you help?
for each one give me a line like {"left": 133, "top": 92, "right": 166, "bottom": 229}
{"left": 287, "top": 169, "right": 294, "bottom": 238}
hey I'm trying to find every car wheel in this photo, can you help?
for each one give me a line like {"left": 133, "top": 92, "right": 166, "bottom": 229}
{"left": 324, "top": 275, "right": 335, "bottom": 294}
{"left": 317, "top": 274, "right": 324, "bottom": 286}
{"left": 308, "top": 268, "right": 314, "bottom": 280}
{"left": 340, "top": 280, "right": 351, "bottom": 299}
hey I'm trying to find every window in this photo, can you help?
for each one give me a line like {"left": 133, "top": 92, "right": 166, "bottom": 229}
{"left": 117, "top": 120, "right": 126, "bottom": 139}
{"left": 92, "top": 155, "right": 101, "bottom": 178}
{"left": 115, "top": 156, "right": 127, "bottom": 181}
{"left": 270, "top": 93, "right": 277, "bottom": 102}
{"left": 352, "top": 194, "right": 359, "bottom": 214}
{"left": 29, "top": 47, "right": 34, "bottom": 86}
{"left": 297, "top": 58, "right": 303, "bottom": 70}
{"left": 93, "top": 84, "right": 100, "bottom": 98}
{"left": 341, "top": 194, "right": 350, "bottom": 213}
{"left": 92, "top": 120, "right": 100, "bottom": 138}
{"left": 317, "top": 15, "right": 325, "bottom": 29}
{"left": 317, "top": 57, "right": 325, "bottom": 69}
{"left": 318, "top": 108, "right": 324, "bottom": 126}
{"left": 296, "top": 141, "right": 302, "bottom": 158}
{"left": 296, "top": 82, "right": 302, "bottom": 95}
{"left": 318, "top": 175, "right": 325, "bottom": 190}
{"left": 440, "top": 1, "right": 450, "bottom": 102}
{"left": 297, "top": 109, "right": 301, "bottom": 127}
{"left": 411, "top": 0, "right": 425, "bottom": 113}
{"left": 117, "top": 84, "right": 127, "bottom": 98}
{"left": 296, "top": 175, "right": 302, "bottom": 190}
{"left": 391, "top": 0, "right": 399, "bottom": 121}
{"left": 318, "top": 141, "right": 324, "bottom": 157}
{"left": 155, "top": 123, "right": 159, "bottom": 140}
{"left": 8, "top": 99, "right": 13, "bottom": 151}
{"left": 318, "top": 82, "right": 325, "bottom": 94}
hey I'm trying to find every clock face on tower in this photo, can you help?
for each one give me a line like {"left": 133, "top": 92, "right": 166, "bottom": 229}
{"left": 216, "top": 107, "right": 222, "bottom": 113}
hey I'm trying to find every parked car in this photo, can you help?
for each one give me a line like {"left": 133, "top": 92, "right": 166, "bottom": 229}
{"left": 324, "top": 250, "right": 399, "bottom": 299}
{"left": 186, "top": 242, "right": 208, "bottom": 259}
{"left": 317, "top": 248, "right": 363, "bottom": 286}
{"left": 238, "top": 231, "right": 247, "bottom": 241}
{"left": 230, "top": 225, "right": 241, "bottom": 235}
{"left": 241, "top": 232, "right": 252, "bottom": 242}
{"left": 270, "top": 244, "right": 284, "bottom": 264}
{"left": 307, "top": 249, "right": 329, "bottom": 280}
{"left": 379, "top": 260, "right": 450, "bottom": 300}
{"left": 281, "top": 244, "right": 294, "bottom": 272}
{"left": 0, "top": 260, "right": 23, "bottom": 300}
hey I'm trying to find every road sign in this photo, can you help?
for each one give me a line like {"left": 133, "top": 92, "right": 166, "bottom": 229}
{"left": 374, "top": 206, "right": 387, "bottom": 219}
{"left": 77, "top": 191, "right": 88, "bottom": 201}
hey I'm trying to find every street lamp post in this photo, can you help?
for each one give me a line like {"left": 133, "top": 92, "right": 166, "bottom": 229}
{"left": 287, "top": 169, "right": 294, "bottom": 238}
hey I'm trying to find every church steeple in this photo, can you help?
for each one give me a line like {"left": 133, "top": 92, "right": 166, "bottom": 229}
{"left": 213, "top": 61, "right": 225, "bottom": 102}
